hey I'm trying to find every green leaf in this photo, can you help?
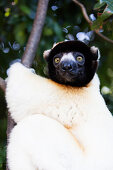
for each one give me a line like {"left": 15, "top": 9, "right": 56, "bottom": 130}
{"left": 14, "top": 23, "right": 26, "bottom": 45}
{"left": 19, "top": 5, "right": 31, "bottom": 15}
{"left": 91, "top": 11, "right": 112, "bottom": 30}
{"left": 100, "top": 0, "right": 113, "bottom": 13}
{"left": 94, "top": 2, "right": 107, "bottom": 10}
{"left": 43, "top": 27, "right": 53, "bottom": 36}
{"left": 14, "top": 0, "right": 18, "bottom": 4}
{"left": 45, "top": 17, "right": 63, "bottom": 41}
{"left": 0, "top": 144, "right": 6, "bottom": 166}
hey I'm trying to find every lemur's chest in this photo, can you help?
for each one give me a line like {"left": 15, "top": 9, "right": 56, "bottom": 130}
{"left": 35, "top": 81, "right": 113, "bottom": 162}
{"left": 30, "top": 77, "right": 104, "bottom": 128}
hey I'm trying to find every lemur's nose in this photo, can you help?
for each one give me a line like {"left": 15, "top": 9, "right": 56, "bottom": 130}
{"left": 61, "top": 61, "right": 74, "bottom": 71}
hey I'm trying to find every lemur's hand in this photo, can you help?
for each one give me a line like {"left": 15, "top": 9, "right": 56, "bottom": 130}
{"left": 6, "top": 59, "right": 36, "bottom": 76}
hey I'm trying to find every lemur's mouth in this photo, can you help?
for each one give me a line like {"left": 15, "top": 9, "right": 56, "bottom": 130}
{"left": 57, "top": 70, "right": 77, "bottom": 82}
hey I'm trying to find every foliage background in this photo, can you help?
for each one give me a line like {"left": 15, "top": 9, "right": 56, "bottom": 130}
{"left": 0, "top": 0, "right": 113, "bottom": 169}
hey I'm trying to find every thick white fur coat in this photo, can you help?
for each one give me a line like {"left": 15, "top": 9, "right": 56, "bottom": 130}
{"left": 6, "top": 63, "right": 113, "bottom": 170}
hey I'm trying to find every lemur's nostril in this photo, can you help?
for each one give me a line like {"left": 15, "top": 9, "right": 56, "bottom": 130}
{"left": 61, "top": 62, "right": 73, "bottom": 71}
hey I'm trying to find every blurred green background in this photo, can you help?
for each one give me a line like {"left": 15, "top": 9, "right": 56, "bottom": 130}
{"left": 0, "top": 0, "right": 113, "bottom": 169}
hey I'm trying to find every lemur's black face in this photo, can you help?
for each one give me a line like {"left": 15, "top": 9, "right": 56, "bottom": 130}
{"left": 45, "top": 41, "right": 99, "bottom": 87}
{"left": 53, "top": 52, "right": 86, "bottom": 85}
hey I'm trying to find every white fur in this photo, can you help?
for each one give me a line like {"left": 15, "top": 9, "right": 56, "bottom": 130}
{"left": 90, "top": 46, "right": 100, "bottom": 59}
{"left": 6, "top": 63, "right": 113, "bottom": 170}
{"left": 60, "top": 52, "right": 75, "bottom": 62}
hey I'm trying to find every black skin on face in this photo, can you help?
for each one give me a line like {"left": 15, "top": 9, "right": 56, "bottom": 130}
{"left": 45, "top": 41, "right": 98, "bottom": 87}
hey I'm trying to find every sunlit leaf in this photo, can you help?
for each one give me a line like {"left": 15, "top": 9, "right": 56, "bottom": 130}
{"left": 91, "top": 11, "right": 112, "bottom": 30}
{"left": 94, "top": 2, "right": 107, "bottom": 10}
{"left": 14, "top": 24, "right": 26, "bottom": 45}
{"left": 43, "top": 27, "right": 53, "bottom": 36}
{"left": 4, "top": 8, "right": 11, "bottom": 17}
{"left": 14, "top": 0, "right": 18, "bottom": 4}
{"left": 100, "top": 0, "right": 113, "bottom": 13}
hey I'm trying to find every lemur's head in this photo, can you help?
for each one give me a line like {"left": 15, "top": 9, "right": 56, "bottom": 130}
{"left": 43, "top": 41, "right": 100, "bottom": 87}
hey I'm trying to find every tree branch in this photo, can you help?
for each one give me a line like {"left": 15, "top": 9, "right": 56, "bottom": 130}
{"left": 72, "top": 0, "right": 113, "bottom": 44}
{"left": 21, "top": 0, "right": 49, "bottom": 68}
{"left": 0, "top": 77, "right": 6, "bottom": 92}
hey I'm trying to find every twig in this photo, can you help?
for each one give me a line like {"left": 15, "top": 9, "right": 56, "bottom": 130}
{"left": 95, "top": 30, "right": 113, "bottom": 44}
{"left": 73, "top": 0, "right": 92, "bottom": 25}
{"left": 72, "top": 0, "right": 113, "bottom": 44}
{"left": 22, "top": 0, "right": 49, "bottom": 68}
{"left": 0, "top": 77, "right": 6, "bottom": 92}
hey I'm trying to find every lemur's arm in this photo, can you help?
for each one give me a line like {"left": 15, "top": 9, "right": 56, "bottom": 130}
{"left": 6, "top": 63, "right": 44, "bottom": 123}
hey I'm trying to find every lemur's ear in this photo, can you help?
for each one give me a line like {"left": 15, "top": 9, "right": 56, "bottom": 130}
{"left": 43, "top": 43, "right": 57, "bottom": 60}
{"left": 43, "top": 49, "right": 51, "bottom": 60}
{"left": 52, "top": 42, "right": 57, "bottom": 48}
{"left": 90, "top": 46, "right": 100, "bottom": 60}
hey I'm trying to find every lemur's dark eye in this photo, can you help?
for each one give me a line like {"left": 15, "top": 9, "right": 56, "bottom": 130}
{"left": 54, "top": 57, "right": 60, "bottom": 64}
{"left": 76, "top": 56, "right": 83, "bottom": 62}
